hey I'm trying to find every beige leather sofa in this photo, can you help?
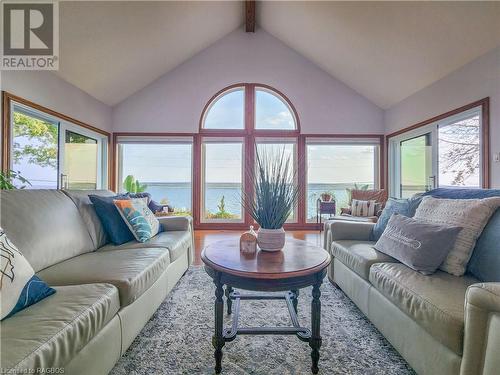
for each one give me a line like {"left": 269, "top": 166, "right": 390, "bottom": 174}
{"left": 0, "top": 189, "right": 194, "bottom": 374}
{"left": 324, "top": 220, "right": 500, "bottom": 375}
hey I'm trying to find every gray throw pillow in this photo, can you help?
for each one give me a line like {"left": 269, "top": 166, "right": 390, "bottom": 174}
{"left": 374, "top": 214, "right": 462, "bottom": 275}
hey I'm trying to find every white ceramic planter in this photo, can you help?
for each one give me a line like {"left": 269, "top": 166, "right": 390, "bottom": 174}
{"left": 257, "top": 227, "right": 286, "bottom": 252}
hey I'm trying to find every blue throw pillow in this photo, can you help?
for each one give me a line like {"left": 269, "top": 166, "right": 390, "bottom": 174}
{"left": 468, "top": 209, "right": 500, "bottom": 281}
{"left": 89, "top": 194, "right": 134, "bottom": 245}
{"left": 423, "top": 188, "right": 500, "bottom": 281}
{"left": 1, "top": 228, "right": 55, "bottom": 320}
{"left": 371, "top": 196, "right": 422, "bottom": 241}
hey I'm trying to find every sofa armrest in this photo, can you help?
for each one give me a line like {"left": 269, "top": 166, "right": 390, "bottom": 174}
{"left": 157, "top": 216, "right": 194, "bottom": 265}
{"left": 461, "top": 282, "right": 500, "bottom": 375}
{"left": 323, "top": 220, "right": 375, "bottom": 253}
{"left": 158, "top": 215, "right": 192, "bottom": 231}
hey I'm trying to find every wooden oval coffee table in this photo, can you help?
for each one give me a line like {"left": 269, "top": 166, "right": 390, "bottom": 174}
{"left": 202, "top": 238, "right": 331, "bottom": 374}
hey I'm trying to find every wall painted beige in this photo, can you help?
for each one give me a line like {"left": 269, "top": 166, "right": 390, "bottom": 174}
{"left": 385, "top": 47, "right": 500, "bottom": 187}
{"left": 112, "top": 29, "right": 384, "bottom": 134}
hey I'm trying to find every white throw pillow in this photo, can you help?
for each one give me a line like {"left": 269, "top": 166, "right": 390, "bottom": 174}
{"left": 351, "top": 199, "right": 377, "bottom": 217}
{"left": 414, "top": 196, "right": 500, "bottom": 276}
{"left": 0, "top": 228, "right": 55, "bottom": 319}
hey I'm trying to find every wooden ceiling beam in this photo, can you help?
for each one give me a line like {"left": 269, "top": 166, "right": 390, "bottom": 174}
{"left": 245, "top": 1, "right": 255, "bottom": 32}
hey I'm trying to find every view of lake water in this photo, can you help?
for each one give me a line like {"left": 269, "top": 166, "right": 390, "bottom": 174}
{"left": 144, "top": 182, "right": 372, "bottom": 219}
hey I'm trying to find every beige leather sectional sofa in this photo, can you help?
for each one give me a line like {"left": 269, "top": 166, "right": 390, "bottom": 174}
{"left": 324, "top": 220, "right": 500, "bottom": 375}
{"left": 0, "top": 189, "right": 194, "bottom": 374}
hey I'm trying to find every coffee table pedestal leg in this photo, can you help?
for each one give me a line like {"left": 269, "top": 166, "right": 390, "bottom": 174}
{"left": 309, "top": 279, "right": 322, "bottom": 374}
{"left": 291, "top": 289, "right": 299, "bottom": 313}
{"left": 212, "top": 275, "right": 225, "bottom": 373}
{"left": 225, "top": 286, "right": 233, "bottom": 315}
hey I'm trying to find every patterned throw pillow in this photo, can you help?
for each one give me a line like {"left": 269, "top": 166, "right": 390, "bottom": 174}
{"left": 414, "top": 196, "right": 500, "bottom": 276}
{"left": 351, "top": 199, "right": 377, "bottom": 217}
{"left": 114, "top": 198, "right": 160, "bottom": 243}
{"left": 0, "top": 228, "right": 55, "bottom": 320}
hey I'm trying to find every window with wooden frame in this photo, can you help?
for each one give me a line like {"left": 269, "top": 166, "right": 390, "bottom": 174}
{"left": 115, "top": 135, "right": 194, "bottom": 215}
{"left": 387, "top": 98, "right": 490, "bottom": 198}
{"left": 197, "top": 83, "right": 300, "bottom": 227}
{"left": 305, "top": 137, "right": 381, "bottom": 221}
{"left": 2, "top": 92, "right": 110, "bottom": 189}
{"left": 111, "top": 84, "right": 384, "bottom": 229}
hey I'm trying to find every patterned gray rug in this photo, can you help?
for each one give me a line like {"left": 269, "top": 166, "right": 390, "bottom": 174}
{"left": 111, "top": 267, "right": 415, "bottom": 375}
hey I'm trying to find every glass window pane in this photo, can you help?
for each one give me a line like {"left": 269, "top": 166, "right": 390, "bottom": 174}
{"left": 12, "top": 110, "right": 59, "bottom": 189}
{"left": 400, "top": 134, "right": 433, "bottom": 198}
{"left": 306, "top": 144, "right": 376, "bottom": 221}
{"left": 255, "top": 89, "right": 296, "bottom": 130}
{"left": 203, "top": 142, "right": 243, "bottom": 221}
{"left": 256, "top": 142, "right": 297, "bottom": 222}
{"left": 438, "top": 114, "right": 480, "bottom": 188}
{"left": 64, "top": 130, "right": 98, "bottom": 189}
{"left": 203, "top": 88, "right": 245, "bottom": 129}
{"left": 119, "top": 143, "right": 192, "bottom": 215}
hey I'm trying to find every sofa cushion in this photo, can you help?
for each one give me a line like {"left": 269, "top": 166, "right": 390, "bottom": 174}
{"left": 0, "top": 190, "right": 94, "bottom": 272}
{"left": 0, "top": 283, "right": 119, "bottom": 372}
{"left": 99, "top": 231, "right": 192, "bottom": 262}
{"left": 331, "top": 240, "right": 397, "bottom": 280}
{"left": 63, "top": 190, "right": 115, "bottom": 249}
{"left": 37, "top": 248, "right": 170, "bottom": 306}
{"left": 369, "top": 263, "right": 479, "bottom": 354}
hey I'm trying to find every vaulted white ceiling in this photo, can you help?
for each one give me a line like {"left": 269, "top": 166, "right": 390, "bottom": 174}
{"left": 55, "top": 1, "right": 500, "bottom": 108}
{"left": 56, "top": 1, "right": 244, "bottom": 106}
{"left": 259, "top": 1, "right": 500, "bottom": 108}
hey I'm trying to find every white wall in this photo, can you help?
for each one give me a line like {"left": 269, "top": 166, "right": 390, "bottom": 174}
{"left": 385, "top": 47, "right": 500, "bottom": 187}
{"left": 112, "top": 29, "right": 384, "bottom": 134}
{"left": 1, "top": 70, "right": 112, "bottom": 132}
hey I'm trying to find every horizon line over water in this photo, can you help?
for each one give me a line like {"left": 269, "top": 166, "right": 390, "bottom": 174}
{"left": 141, "top": 181, "right": 373, "bottom": 218}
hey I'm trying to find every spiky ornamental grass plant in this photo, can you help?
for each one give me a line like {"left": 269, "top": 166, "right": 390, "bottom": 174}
{"left": 243, "top": 147, "right": 301, "bottom": 229}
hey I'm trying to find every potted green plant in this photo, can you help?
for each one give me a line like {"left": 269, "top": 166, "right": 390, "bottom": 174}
{"left": 123, "top": 175, "right": 148, "bottom": 193}
{"left": 320, "top": 191, "right": 335, "bottom": 202}
{"left": 243, "top": 148, "right": 300, "bottom": 252}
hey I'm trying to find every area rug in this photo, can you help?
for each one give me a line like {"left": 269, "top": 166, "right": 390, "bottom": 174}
{"left": 111, "top": 267, "right": 415, "bottom": 375}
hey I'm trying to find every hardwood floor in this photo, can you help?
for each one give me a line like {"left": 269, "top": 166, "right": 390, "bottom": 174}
{"left": 193, "top": 230, "right": 322, "bottom": 265}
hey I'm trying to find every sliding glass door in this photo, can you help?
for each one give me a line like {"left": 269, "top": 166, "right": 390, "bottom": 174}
{"left": 10, "top": 103, "right": 108, "bottom": 189}
{"left": 11, "top": 108, "right": 59, "bottom": 188}
{"left": 400, "top": 133, "right": 434, "bottom": 198}
{"left": 389, "top": 107, "right": 483, "bottom": 198}
{"left": 62, "top": 130, "right": 99, "bottom": 189}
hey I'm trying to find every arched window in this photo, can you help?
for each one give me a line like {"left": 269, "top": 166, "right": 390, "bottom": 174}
{"left": 112, "top": 83, "right": 382, "bottom": 229}
{"left": 198, "top": 84, "right": 300, "bottom": 226}
{"left": 203, "top": 87, "right": 245, "bottom": 130}
{"left": 255, "top": 87, "right": 296, "bottom": 130}
{"left": 200, "top": 84, "right": 299, "bottom": 132}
